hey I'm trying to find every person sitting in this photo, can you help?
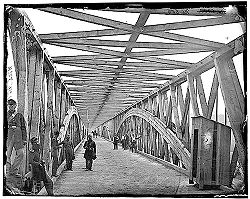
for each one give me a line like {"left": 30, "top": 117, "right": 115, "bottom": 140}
{"left": 25, "top": 137, "right": 54, "bottom": 195}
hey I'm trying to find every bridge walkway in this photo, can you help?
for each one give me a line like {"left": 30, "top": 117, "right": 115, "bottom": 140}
{"left": 52, "top": 137, "right": 233, "bottom": 196}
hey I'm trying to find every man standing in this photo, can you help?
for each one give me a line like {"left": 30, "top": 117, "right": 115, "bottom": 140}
{"left": 59, "top": 135, "right": 75, "bottom": 171}
{"left": 51, "top": 131, "right": 60, "bottom": 177}
{"left": 113, "top": 135, "right": 119, "bottom": 150}
{"left": 6, "top": 99, "right": 27, "bottom": 177}
{"left": 83, "top": 134, "right": 96, "bottom": 171}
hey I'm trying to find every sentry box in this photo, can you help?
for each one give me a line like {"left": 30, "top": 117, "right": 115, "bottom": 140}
{"left": 189, "top": 116, "right": 231, "bottom": 189}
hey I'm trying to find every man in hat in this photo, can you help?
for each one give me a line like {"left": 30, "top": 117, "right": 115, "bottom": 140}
{"left": 83, "top": 134, "right": 96, "bottom": 171}
{"left": 6, "top": 99, "right": 27, "bottom": 177}
{"left": 51, "top": 131, "right": 60, "bottom": 177}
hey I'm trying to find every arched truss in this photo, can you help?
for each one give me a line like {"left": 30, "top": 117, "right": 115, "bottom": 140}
{"left": 58, "top": 106, "right": 81, "bottom": 142}
{"left": 115, "top": 108, "right": 191, "bottom": 170}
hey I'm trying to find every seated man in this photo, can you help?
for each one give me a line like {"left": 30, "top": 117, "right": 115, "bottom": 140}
{"left": 25, "top": 138, "right": 54, "bottom": 195}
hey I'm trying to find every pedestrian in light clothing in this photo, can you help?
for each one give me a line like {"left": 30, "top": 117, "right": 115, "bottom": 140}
{"left": 83, "top": 134, "right": 96, "bottom": 171}
{"left": 59, "top": 135, "right": 75, "bottom": 171}
{"left": 121, "top": 135, "right": 125, "bottom": 149}
{"left": 6, "top": 99, "right": 27, "bottom": 177}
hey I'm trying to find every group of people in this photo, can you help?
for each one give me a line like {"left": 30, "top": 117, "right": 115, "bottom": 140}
{"left": 6, "top": 99, "right": 97, "bottom": 195}
{"left": 113, "top": 133, "right": 140, "bottom": 153}
{"left": 92, "top": 130, "right": 98, "bottom": 138}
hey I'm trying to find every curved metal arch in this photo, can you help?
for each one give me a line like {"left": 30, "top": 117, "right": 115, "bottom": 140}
{"left": 116, "top": 108, "right": 191, "bottom": 169}
{"left": 58, "top": 106, "right": 81, "bottom": 142}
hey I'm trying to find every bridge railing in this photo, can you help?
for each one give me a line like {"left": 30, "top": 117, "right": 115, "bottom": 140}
{"left": 6, "top": 7, "right": 87, "bottom": 178}
{"left": 97, "top": 33, "right": 246, "bottom": 183}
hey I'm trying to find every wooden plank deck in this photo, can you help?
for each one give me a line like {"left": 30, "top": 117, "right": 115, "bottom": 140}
{"left": 53, "top": 137, "right": 183, "bottom": 196}
{"left": 52, "top": 137, "right": 234, "bottom": 196}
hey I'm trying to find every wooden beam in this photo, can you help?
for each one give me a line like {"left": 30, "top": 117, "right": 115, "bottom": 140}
{"left": 187, "top": 74, "right": 200, "bottom": 116}
{"left": 43, "top": 69, "right": 54, "bottom": 173}
{"left": 38, "top": 8, "right": 134, "bottom": 32}
{"left": 47, "top": 41, "right": 124, "bottom": 57}
{"left": 180, "top": 87, "right": 190, "bottom": 133}
{"left": 146, "top": 31, "right": 224, "bottom": 48}
{"left": 52, "top": 54, "right": 118, "bottom": 61}
{"left": 53, "top": 54, "right": 192, "bottom": 68}
{"left": 143, "top": 15, "right": 244, "bottom": 32}
{"left": 170, "top": 86, "right": 182, "bottom": 138}
{"left": 214, "top": 52, "right": 245, "bottom": 169}
{"left": 40, "top": 28, "right": 129, "bottom": 40}
{"left": 177, "top": 85, "right": 185, "bottom": 120}
{"left": 57, "top": 59, "right": 188, "bottom": 69}
{"left": 206, "top": 71, "right": 219, "bottom": 119}
{"left": 28, "top": 49, "right": 44, "bottom": 139}
{"left": 134, "top": 56, "right": 192, "bottom": 68}
{"left": 47, "top": 38, "right": 215, "bottom": 50}
{"left": 130, "top": 48, "right": 213, "bottom": 57}
{"left": 102, "top": 7, "right": 227, "bottom": 16}
{"left": 196, "top": 75, "right": 208, "bottom": 116}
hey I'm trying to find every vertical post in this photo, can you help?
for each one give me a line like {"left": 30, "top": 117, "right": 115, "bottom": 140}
{"left": 29, "top": 49, "right": 44, "bottom": 140}
{"left": 54, "top": 78, "right": 61, "bottom": 131}
{"left": 214, "top": 51, "right": 245, "bottom": 173}
{"left": 170, "top": 85, "right": 182, "bottom": 138}
{"left": 8, "top": 8, "right": 29, "bottom": 175}
{"left": 187, "top": 74, "right": 200, "bottom": 116}
{"left": 60, "top": 86, "right": 66, "bottom": 126}
{"left": 43, "top": 68, "right": 54, "bottom": 173}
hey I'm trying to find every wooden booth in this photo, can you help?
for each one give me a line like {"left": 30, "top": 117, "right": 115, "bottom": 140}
{"left": 189, "top": 116, "right": 231, "bottom": 189}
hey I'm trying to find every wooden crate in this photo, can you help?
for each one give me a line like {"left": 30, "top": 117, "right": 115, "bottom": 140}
{"left": 189, "top": 116, "right": 231, "bottom": 189}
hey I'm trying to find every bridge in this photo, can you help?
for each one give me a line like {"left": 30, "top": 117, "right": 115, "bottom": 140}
{"left": 4, "top": 3, "right": 246, "bottom": 197}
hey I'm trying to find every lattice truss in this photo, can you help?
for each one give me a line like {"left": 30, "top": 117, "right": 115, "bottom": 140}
{"left": 27, "top": 6, "right": 245, "bottom": 129}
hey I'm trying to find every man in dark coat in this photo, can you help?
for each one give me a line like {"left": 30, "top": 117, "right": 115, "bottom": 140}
{"left": 83, "top": 134, "right": 96, "bottom": 171}
{"left": 26, "top": 137, "right": 54, "bottom": 195}
{"left": 113, "top": 135, "right": 119, "bottom": 150}
{"left": 59, "top": 134, "right": 75, "bottom": 171}
{"left": 6, "top": 99, "right": 27, "bottom": 177}
{"left": 51, "top": 131, "right": 60, "bottom": 177}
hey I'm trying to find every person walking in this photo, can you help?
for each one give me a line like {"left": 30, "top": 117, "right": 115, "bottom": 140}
{"left": 83, "top": 134, "right": 96, "bottom": 171}
{"left": 59, "top": 135, "right": 75, "bottom": 171}
{"left": 51, "top": 131, "right": 60, "bottom": 177}
{"left": 113, "top": 135, "right": 119, "bottom": 150}
{"left": 6, "top": 99, "right": 27, "bottom": 177}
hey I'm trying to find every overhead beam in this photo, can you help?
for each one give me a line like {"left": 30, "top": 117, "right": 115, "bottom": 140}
{"left": 40, "top": 28, "right": 129, "bottom": 40}
{"left": 102, "top": 7, "right": 227, "bottom": 16}
{"left": 38, "top": 8, "right": 134, "bottom": 31}
{"left": 46, "top": 38, "right": 214, "bottom": 50}
{"left": 145, "top": 31, "right": 224, "bottom": 48}
{"left": 143, "top": 15, "right": 244, "bottom": 32}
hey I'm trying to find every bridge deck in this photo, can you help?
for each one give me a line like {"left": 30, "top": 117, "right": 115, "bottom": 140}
{"left": 52, "top": 137, "right": 233, "bottom": 196}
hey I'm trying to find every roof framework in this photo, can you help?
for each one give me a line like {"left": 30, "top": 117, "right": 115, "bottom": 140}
{"left": 31, "top": 6, "right": 244, "bottom": 129}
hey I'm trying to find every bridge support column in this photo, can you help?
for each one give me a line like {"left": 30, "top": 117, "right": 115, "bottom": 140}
{"left": 214, "top": 50, "right": 246, "bottom": 179}
{"left": 43, "top": 68, "right": 55, "bottom": 173}
{"left": 54, "top": 79, "right": 62, "bottom": 132}
{"left": 8, "top": 8, "right": 29, "bottom": 175}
